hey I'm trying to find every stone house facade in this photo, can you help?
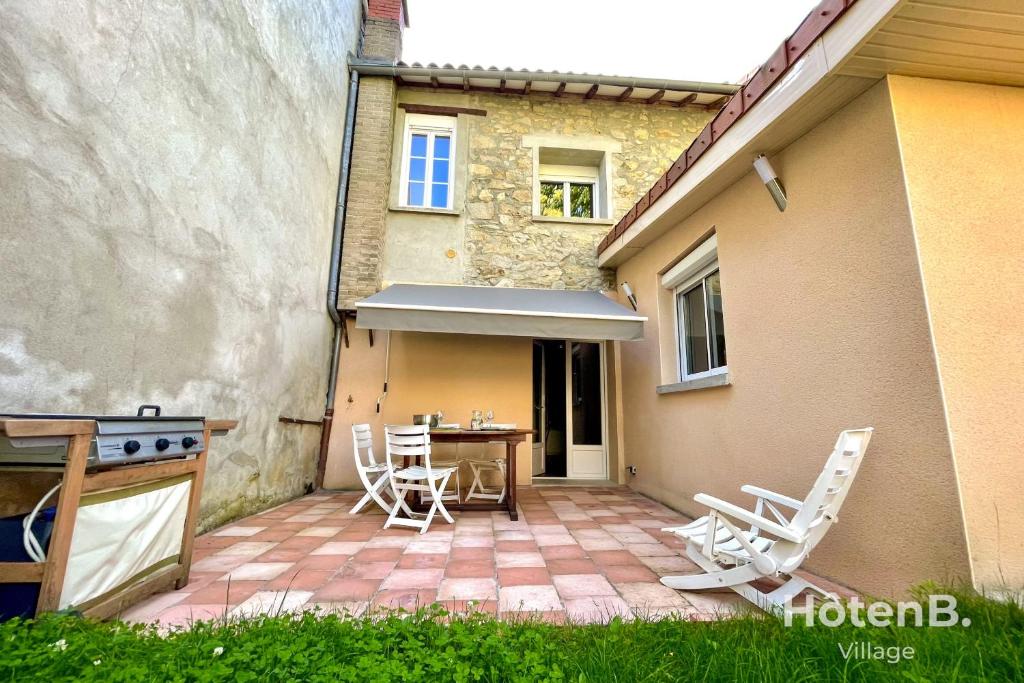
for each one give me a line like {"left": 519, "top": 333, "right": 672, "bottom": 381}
{"left": 339, "top": 76, "right": 719, "bottom": 305}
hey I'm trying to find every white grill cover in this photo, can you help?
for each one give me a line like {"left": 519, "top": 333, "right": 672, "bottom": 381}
{"left": 355, "top": 284, "right": 645, "bottom": 341}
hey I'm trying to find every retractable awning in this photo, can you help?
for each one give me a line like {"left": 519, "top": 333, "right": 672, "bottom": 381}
{"left": 355, "top": 284, "right": 646, "bottom": 341}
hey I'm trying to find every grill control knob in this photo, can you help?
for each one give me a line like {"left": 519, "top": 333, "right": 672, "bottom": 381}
{"left": 181, "top": 436, "right": 198, "bottom": 449}
{"left": 123, "top": 440, "right": 141, "bottom": 455}
{"left": 155, "top": 438, "right": 171, "bottom": 451}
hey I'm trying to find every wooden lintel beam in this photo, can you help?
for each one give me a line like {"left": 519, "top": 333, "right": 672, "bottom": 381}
{"left": 584, "top": 84, "right": 599, "bottom": 99}
{"left": 616, "top": 87, "right": 634, "bottom": 102}
{"left": 676, "top": 93, "right": 699, "bottom": 107}
{"left": 646, "top": 89, "right": 666, "bottom": 105}
{"left": 553, "top": 82, "right": 566, "bottom": 97}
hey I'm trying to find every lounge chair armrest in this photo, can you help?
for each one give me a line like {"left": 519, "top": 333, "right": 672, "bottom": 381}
{"left": 740, "top": 485, "right": 802, "bottom": 511}
{"left": 694, "top": 493, "right": 804, "bottom": 544}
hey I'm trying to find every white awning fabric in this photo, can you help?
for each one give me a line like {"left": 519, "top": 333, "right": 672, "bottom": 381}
{"left": 355, "top": 284, "right": 646, "bottom": 341}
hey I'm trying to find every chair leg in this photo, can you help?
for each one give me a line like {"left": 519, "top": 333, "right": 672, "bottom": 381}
{"left": 428, "top": 472, "right": 455, "bottom": 526}
{"left": 368, "top": 474, "right": 394, "bottom": 514}
{"left": 350, "top": 490, "right": 373, "bottom": 515}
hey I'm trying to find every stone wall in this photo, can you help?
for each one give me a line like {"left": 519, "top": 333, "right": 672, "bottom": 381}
{"left": 0, "top": 0, "right": 362, "bottom": 529}
{"left": 386, "top": 89, "right": 714, "bottom": 291}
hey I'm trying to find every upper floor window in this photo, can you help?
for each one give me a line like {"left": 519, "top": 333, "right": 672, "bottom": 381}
{"left": 540, "top": 180, "right": 595, "bottom": 218}
{"left": 401, "top": 114, "right": 455, "bottom": 210}
{"left": 661, "top": 234, "right": 727, "bottom": 381}
{"left": 535, "top": 147, "right": 607, "bottom": 220}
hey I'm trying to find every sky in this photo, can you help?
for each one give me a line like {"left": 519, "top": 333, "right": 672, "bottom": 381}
{"left": 401, "top": 0, "right": 822, "bottom": 84}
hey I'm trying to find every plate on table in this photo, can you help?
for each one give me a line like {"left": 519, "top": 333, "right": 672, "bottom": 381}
{"left": 481, "top": 423, "right": 517, "bottom": 431}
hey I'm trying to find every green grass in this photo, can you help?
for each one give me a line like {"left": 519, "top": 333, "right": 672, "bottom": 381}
{"left": 1, "top": 588, "right": 1021, "bottom": 682}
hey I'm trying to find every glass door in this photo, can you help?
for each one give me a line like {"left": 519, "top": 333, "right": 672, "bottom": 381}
{"left": 566, "top": 341, "right": 607, "bottom": 479}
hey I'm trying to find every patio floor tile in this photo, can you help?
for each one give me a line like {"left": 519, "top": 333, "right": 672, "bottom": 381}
{"left": 498, "top": 585, "right": 562, "bottom": 612}
{"left": 380, "top": 568, "right": 444, "bottom": 590}
{"left": 220, "top": 562, "right": 295, "bottom": 581}
{"left": 438, "top": 578, "right": 498, "bottom": 601}
{"left": 124, "top": 486, "right": 850, "bottom": 627}
{"left": 495, "top": 552, "right": 545, "bottom": 568}
{"left": 552, "top": 574, "right": 617, "bottom": 599}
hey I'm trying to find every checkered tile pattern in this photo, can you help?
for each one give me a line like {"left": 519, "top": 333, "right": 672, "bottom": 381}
{"left": 121, "top": 486, "right": 843, "bottom": 627}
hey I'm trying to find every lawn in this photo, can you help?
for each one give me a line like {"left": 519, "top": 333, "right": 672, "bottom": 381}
{"left": 1, "top": 589, "right": 1020, "bottom": 682}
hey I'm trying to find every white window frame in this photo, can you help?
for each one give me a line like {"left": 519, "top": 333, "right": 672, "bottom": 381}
{"left": 399, "top": 114, "right": 456, "bottom": 210}
{"left": 661, "top": 234, "right": 727, "bottom": 382}
{"left": 538, "top": 176, "right": 597, "bottom": 219}
{"left": 673, "top": 263, "right": 727, "bottom": 382}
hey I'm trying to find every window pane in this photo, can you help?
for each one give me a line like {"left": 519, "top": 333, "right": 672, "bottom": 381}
{"left": 540, "top": 181, "right": 564, "bottom": 217}
{"left": 569, "top": 183, "right": 594, "bottom": 218}
{"left": 430, "top": 183, "right": 449, "bottom": 208}
{"left": 433, "top": 135, "right": 451, "bottom": 160}
{"left": 682, "top": 285, "right": 709, "bottom": 375}
{"left": 408, "top": 157, "right": 426, "bottom": 182}
{"left": 408, "top": 181, "right": 425, "bottom": 206}
{"left": 571, "top": 342, "right": 603, "bottom": 446}
{"left": 410, "top": 133, "right": 427, "bottom": 157}
{"left": 705, "top": 270, "right": 727, "bottom": 369}
{"left": 432, "top": 159, "right": 449, "bottom": 184}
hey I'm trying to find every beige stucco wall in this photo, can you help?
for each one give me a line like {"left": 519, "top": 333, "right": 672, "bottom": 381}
{"left": 324, "top": 332, "right": 535, "bottom": 489}
{"left": 382, "top": 89, "right": 713, "bottom": 291}
{"left": 889, "top": 76, "right": 1024, "bottom": 593}
{"left": 613, "top": 80, "right": 971, "bottom": 597}
{"left": 0, "top": 0, "right": 362, "bottom": 529}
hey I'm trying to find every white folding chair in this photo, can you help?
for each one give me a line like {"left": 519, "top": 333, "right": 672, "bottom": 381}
{"left": 349, "top": 424, "right": 396, "bottom": 515}
{"left": 383, "top": 424, "right": 458, "bottom": 534}
{"left": 465, "top": 457, "right": 506, "bottom": 503}
{"left": 660, "top": 428, "right": 874, "bottom": 615}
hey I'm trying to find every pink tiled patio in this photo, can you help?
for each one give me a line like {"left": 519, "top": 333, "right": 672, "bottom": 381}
{"left": 122, "top": 486, "right": 845, "bottom": 627}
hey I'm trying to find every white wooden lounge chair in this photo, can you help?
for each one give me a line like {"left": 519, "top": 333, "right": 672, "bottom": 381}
{"left": 383, "top": 424, "right": 458, "bottom": 534}
{"left": 349, "top": 424, "right": 396, "bottom": 515}
{"left": 660, "top": 428, "right": 873, "bottom": 615}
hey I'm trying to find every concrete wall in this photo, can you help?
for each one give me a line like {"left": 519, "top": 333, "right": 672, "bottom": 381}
{"left": 889, "top": 76, "right": 1024, "bottom": 593}
{"left": 612, "top": 81, "right": 971, "bottom": 597}
{"left": 0, "top": 0, "right": 362, "bottom": 529}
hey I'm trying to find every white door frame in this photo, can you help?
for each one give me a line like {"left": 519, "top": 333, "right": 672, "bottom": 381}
{"left": 565, "top": 340, "right": 608, "bottom": 480}
{"left": 532, "top": 341, "right": 546, "bottom": 476}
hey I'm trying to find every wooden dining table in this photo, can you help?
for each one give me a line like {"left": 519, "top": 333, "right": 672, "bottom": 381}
{"left": 417, "top": 428, "right": 531, "bottom": 521}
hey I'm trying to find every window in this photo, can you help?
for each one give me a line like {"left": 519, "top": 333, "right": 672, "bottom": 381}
{"left": 535, "top": 147, "right": 607, "bottom": 219}
{"left": 540, "top": 180, "right": 595, "bottom": 218}
{"left": 401, "top": 115, "right": 455, "bottom": 209}
{"left": 675, "top": 267, "right": 726, "bottom": 377}
{"left": 660, "top": 234, "right": 728, "bottom": 382}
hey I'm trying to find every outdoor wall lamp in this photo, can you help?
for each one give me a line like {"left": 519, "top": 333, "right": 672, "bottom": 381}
{"left": 620, "top": 281, "right": 638, "bottom": 311}
{"left": 754, "top": 154, "right": 787, "bottom": 212}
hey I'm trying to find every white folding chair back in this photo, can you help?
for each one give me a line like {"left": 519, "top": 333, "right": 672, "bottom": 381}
{"left": 660, "top": 428, "right": 873, "bottom": 615}
{"left": 349, "top": 424, "right": 395, "bottom": 515}
{"left": 383, "top": 424, "right": 458, "bottom": 534}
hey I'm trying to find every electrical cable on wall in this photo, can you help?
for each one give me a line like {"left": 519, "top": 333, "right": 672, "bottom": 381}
{"left": 375, "top": 330, "right": 391, "bottom": 414}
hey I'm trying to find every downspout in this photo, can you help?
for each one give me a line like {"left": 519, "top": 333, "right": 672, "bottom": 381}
{"left": 315, "top": 68, "right": 360, "bottom": 489}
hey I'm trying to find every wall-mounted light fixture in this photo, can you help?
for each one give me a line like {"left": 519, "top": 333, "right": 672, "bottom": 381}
{"left": 754, "top": 154, "right": 787, "bottom": 212}
{"left": 620, "top": 281, "right": 638, "bottom": 311}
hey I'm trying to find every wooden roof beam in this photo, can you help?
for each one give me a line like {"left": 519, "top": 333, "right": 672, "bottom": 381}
{"left": 463, "top": 75, "right": 470, "bottom": 91}
{"left": 646, "top": 89, "right": 665, "bottom": 105}
{"left": 499, "top": 78, "right": 507, "bottom": 93}
{"left": 676, "top": 93, "right": 698, "bottom": 107}
{"left": 430, "top": 76, "right": 440, "bottom": 88}
{"left": 553, "top": 82, "right": 566, "bottom": 97}
{"left": 584, "top": 84, "right": 599, "bottom": 99}
{"left": 707, "top": 95, "right": 729, "bottom": 109}
{"left": 617, "top": 87, "right": 634, "bottom": 101}
{"left": 523, "top": 80, "right": 531, "bottom": 95}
